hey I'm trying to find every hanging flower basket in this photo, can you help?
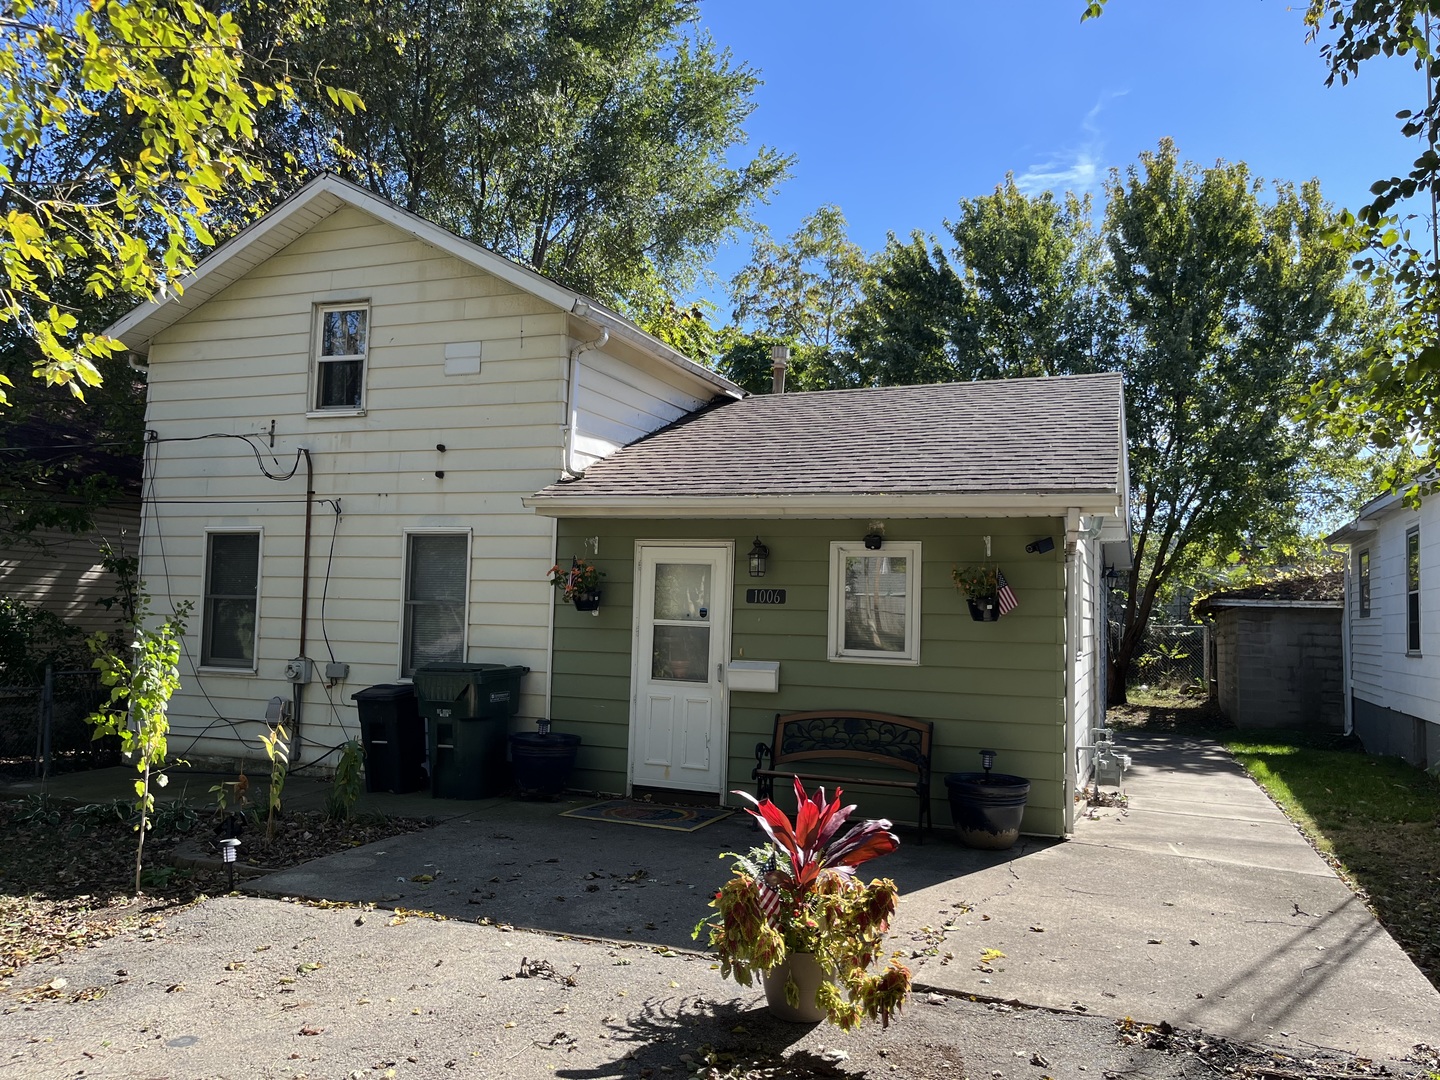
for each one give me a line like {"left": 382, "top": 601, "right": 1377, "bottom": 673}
{"left": 549, "top": 557, "right": 605, "bottom": 611}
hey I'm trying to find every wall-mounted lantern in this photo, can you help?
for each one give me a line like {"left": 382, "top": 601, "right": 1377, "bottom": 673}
{"left": 747, "top": 537, "right": 770, "bottom": 578}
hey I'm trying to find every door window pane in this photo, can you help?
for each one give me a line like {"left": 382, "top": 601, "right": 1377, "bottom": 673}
{"left": 652, "top": 625, "right": 710, "bottom": 682}
{"left": 653, "top": 562, "right": 710, "bottom": 622}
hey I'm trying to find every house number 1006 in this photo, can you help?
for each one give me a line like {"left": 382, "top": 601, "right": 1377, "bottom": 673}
{"left": 745, "top": 588, "right": 787, "bottom": 605}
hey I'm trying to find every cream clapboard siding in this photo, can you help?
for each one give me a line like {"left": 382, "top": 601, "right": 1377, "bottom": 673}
{"left": 139, "top": 204, "right": 710, "bottom": 771}
{"left": 1348, "top": 501, "right": 1439, "bottom": 725}
{"left": 570, "top": 347, "right": 709, "bottom": 469}
{"left": 0, "top": 502, "right": 141, "bottom": 640}
{"left": 550, "top": 517, "right": 1073, "bottom": 836}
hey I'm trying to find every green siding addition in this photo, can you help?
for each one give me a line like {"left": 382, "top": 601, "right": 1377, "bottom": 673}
{"left": 550, "top": 517, "right": 1070, "bottom": 836}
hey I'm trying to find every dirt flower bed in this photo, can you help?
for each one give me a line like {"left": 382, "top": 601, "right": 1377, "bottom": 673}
{"left": 0, "top": 796, "right": 432, "bottom": 983}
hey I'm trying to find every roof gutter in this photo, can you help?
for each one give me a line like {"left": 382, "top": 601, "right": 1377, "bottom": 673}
{"left": 522, "top": 491, "right": 1126, "bottom": 519}
{"left": 568, "top": 300, "right": 741, "bottom": 399}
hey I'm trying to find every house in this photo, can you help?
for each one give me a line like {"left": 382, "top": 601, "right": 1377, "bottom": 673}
{"left": 1326, "top": 491, "right": 1438, "bottom": 766}
{"left": 1194, "top": 571, "right": 1344, "bottom": 732}
{"left": 524, "top": 374, "right": 1131, "bottom": 836}
{"left": 105, "top": 173, "right": 740, "bottom": 771}
{"left": 109, "top": 173, "right": 1130, "bottom": 837}
{"left": 0, "top": 416, "right": 142, "bottom": 643}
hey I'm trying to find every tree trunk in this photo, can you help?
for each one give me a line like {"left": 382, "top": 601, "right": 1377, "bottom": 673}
{"left": 133, "top": 762, "right": 149, "bottom": 897}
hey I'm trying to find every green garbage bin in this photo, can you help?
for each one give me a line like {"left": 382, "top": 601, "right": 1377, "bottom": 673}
{"left": 413, "top": 663, "right": 530, "bottom": 799}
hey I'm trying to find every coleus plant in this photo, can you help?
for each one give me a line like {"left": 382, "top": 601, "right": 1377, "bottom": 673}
{"left": 694, "top": 778, "right": 912, "bottom": 1030}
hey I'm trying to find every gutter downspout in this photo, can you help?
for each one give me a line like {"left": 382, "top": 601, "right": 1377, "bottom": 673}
{"left": 563, "top": 325, "right": 609, "bottom": 478}
{"left": 1331, "top": 543, "right": 1354, "bottom": 736}
{"left": 1063, "top": 508, "right": 1082, "bottom": 834}
{"left": 296, "top": 447, "right": 314, "bottom": 766}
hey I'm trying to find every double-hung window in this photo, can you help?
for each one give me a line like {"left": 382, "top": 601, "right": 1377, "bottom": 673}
{"left": 402, "top": 532, "right": 469, "bottom": 677}
{"left": 1407, "top": 526, "right": 1421, "bottom": 654}
{"left": 1358, "top": 549, "right": 1370, "bottom": 618}
{"left": 202, "top": 531, "right": 260, "bottom": 669}
{"left": 314, "top": 304, "right": 368, "bottom": 411}
{"left": 827, "top": 541, "right": 922, "bottom": 664}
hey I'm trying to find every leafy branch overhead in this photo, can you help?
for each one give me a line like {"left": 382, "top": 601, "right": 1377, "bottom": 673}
{"left": 0, "top": 0, "right": 358, "bottom": 405}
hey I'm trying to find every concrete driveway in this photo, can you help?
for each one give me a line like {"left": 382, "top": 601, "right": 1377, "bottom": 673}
{"left": 249, "top": 731, "right": 1440, "bottom": 1063}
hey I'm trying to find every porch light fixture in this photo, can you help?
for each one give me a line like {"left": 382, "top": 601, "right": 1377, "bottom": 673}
{"left": 747, "top": 537, "right": 770, "bottom": 578}
{"left": 980, "top": 749, "right": 996, "bottom": 774}
{"left": 863, "top": 532, "right": 883, "bottom": 550}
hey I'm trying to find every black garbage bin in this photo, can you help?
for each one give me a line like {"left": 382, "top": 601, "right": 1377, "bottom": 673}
{"left": 414, "top": 663, "right": 530, "bottom": 799}
{"left": 351, "top": 683, "right": 426, "bottom": 794}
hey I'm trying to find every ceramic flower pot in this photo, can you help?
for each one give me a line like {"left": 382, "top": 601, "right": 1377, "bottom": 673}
{"left": 762, "top": 953, "right": 829, "bottom": 1023}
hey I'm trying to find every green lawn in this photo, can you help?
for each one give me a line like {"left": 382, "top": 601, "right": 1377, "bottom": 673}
{"left": 1222, "top": 731, "right": 1440, "bottom": 990}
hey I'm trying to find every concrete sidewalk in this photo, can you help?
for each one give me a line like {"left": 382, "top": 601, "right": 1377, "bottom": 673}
{"left": 244, "top": 732, "right": 1440, "bottom": 1063}
{"left": 9, "top": 733, "right": 1440, "bottom": 1064}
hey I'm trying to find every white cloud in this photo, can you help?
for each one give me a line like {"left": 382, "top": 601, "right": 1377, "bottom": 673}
{"left": 1015, "top": 93, "right": 1125, "bottom": 197}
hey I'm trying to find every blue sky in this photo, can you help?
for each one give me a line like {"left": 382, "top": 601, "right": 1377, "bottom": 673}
{"left": 690, "top": 1, "right": 1422, "bottom": 314}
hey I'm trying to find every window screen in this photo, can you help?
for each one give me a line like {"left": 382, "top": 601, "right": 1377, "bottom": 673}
{"left": 403, "top": 533, "right": 468, "bottom": 676}
{"left": 202, "top": 532, "right": 259, "bottom": 668}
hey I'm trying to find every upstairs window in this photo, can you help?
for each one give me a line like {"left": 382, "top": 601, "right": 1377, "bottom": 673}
{"left": 402, "top": 532, "right": 469, "bottom": 677}
{"left": 1358, "top": 549, "right": 1370, "bottom": 618}
{"left": 1407, "top": 527, "right": 1421, "bottom": 654}
{"left": 202, "top": 531, "right": 260, "bottom": 669}
{"left": 827, "top": 541, "right": 922, "bottom": 664}
{"left": 315, "top": 304, "right": 368, "bottom": 411}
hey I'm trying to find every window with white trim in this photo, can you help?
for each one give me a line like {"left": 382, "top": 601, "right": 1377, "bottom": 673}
{"left": 1358, "top": 549, "right": 1370, "bottom": 618}
{"left": 202, "top": 531, "right": 260, "bottom": 669}
{"left": 402, "top": 532, "right": 469, "bottom": 677}
{"left": 314, "top": 304, "right": 368, "bottom": 411}
{"left": 827, "top": 541, "right": 922, "bottom": 664}
{"left": 1407, "top": 526, "right": 1421, "bottom": 654}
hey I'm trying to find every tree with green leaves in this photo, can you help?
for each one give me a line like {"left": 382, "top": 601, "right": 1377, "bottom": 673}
{"left": 1299, "top": 0, "right": 1440, "bottom": 501}
{"left": 1104, "top": 139, "right": 1374, "bottom": 703}
{"left": 723, "top": 204, "right": 871, "bottom": 390}
{"left": 846, "top": 177, "right": 1113, "bottom": 386}
{"left": 290, "top": 0, "right": 790, "bottom": 322}
{"left": 0, "top": 0, "right": 348, "bottom": 406}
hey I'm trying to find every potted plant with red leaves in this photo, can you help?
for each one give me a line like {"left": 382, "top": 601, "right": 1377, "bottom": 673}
{"left": 693, "top": 778, "right": 912, "bottom": 1029}
{"left": 547, "top": 557, "right": 604, "bottom": 612}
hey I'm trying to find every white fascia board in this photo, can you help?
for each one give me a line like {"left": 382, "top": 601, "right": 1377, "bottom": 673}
{"left": 1323, "top": 518, "right": 1381, "bottom": 546}
{"left": 523, "top": 491, "right": 1125, "bottom": 519}
{"left": 570, "top": 303, "right": 742, "bottom": 398}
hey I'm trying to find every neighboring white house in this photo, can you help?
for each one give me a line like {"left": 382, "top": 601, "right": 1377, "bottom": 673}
{"left": 1326, "top": 490, "right": 1438, "bottom": 766}
{"left": 105, "top": 174, "right": 741, "bottom": 771}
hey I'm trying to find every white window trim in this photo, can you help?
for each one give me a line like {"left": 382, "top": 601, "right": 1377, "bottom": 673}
{"left": 827, "top": 540, "right": 922, "bottom": 665}
{"left": 198, "top": 526, "right": 263, "bottom": 675}
{"left": 310, "top": 301, "right": 370, "bottom": 416}
{"left": 1406, "top": 525, "right": 1421, "bottom": 657}
{"left": 399, "top": 527, "right": 473, "bottom": 680}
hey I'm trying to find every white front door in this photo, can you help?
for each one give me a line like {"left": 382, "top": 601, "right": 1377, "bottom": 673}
{"left": 630, "top": 543, "right": 731, "bottom": 795}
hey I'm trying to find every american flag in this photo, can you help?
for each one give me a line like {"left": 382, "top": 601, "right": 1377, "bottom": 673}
{"left": 757, "top": 879, "right": 782, "bottom": 920}
{"left": 996, "top": 568, "right": 1019, "bottom": 615}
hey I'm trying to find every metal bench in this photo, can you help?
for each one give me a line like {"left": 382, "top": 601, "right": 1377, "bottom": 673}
{"left": 752, "top": 709, "right": 934, "bottom": 841}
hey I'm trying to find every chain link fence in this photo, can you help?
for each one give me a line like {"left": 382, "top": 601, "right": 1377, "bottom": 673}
{"left": 1115, "top": 623, "right": 1207, "bottom": 693}
{"left": 0, "top": 667, "right": 118, "bottom": 779}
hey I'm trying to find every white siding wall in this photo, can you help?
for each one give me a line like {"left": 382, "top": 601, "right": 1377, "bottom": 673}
{"left": 1348, "top": 500, "right": 1440, "bottom": 724}
{"left": 0, "top": 502, "right": 142, "bottom": 639}
{"left": 1072, "top": 536, "right": 1101, "bottom": 789}
{"left": 139, "top": 205, "right": 706, "bottom": 770}
{"left": 570, "top": 348, "right": 709, "bottom": 469}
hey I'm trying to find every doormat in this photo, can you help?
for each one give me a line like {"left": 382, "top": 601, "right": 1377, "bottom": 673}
{"left": 560, "top": 799, "right": 734, "bottom": 832}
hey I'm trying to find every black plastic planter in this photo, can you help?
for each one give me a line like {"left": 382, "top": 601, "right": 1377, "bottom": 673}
{"left": 509, "top": 731, "right": 581, "bottom": 798}
{"left": 945, "top": 771, "right": 1031, "bottom": 849}
{"left": 967, "top": 597, "right": 1001, "bottom": 622}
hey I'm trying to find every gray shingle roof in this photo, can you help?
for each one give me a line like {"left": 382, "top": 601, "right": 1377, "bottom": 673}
{"left": 535, "top": 373, "right": 1125, "bottom": 502}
